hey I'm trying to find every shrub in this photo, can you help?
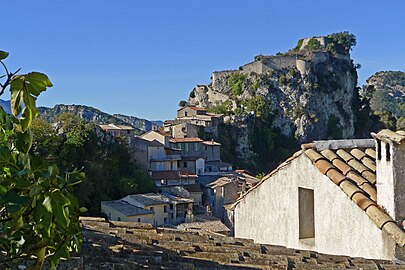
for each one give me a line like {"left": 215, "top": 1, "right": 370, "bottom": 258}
{"left": 228, "top": 72, "right": 246, "bottom": 96}
{"left": 306, "top": 38, "right": 322, "bottom": 50}
{"left": 179, "top": 100, "right": 187, "bottom": 107}
{"left": 278, "top": 74, "right": 287, "bottom": 85}
{"left": 253, "top": 80, "right": 260, "bottom": 91}
{"left": 327, "top": 31, "right": 357, "bottom": 53}
{"left": 294, "top": 39, "right": 304, "bottom": 51}
{"left": 207, "top": 100, "right": 232, "bottom": 115}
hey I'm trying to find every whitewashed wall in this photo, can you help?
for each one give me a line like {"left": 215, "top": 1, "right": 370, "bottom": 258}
{"left": 234, "top": 154, "right": 396, "bottom": 260}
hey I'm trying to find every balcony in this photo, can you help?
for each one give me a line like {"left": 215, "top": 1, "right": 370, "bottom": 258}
{"left": 149, "top": 154, "right": 181, "bottom": 162}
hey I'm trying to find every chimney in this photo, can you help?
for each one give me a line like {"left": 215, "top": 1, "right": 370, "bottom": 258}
{"left": 372, "top": 129, "right": 405, "bottom": 222}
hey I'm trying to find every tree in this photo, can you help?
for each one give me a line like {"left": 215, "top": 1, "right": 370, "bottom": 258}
{"left": 0, "top": 51, "right": 82, "bottom": 269}
{"left": 31, "top": 112, "right": 155, "bottom": 215}
{"left": 327, "top": 31, "right": 357, "bottom": 53}
{"left": 305, "top": 38, "right": 322, "bottom": 50}
{"left": 179, "top": 100, "right": 187, "bottom": 107}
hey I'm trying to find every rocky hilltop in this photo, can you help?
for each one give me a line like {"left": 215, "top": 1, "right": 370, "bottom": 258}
{"left": 38, "top": 104, "right": 162, "bottom": 133}
{"left": 185, "top": 32, "right": 360, "bottom": 171}
{"left": 358, "top": 71, "right": 405, "bottom": 133}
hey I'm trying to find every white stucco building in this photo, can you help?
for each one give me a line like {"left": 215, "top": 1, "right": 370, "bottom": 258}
{"left": 233, "top": 129, "right": 405, "bottom": 261}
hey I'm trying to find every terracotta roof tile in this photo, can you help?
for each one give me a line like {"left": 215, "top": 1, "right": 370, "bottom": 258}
{"left": 170, "top": 137, "right": 203, "bottom": 143}
{"left": 362, "top": 157, "right": 376, "bottom": 172}
{"left": 320, "top": 149, "right": 339, "bottom": 161}
{"left": 332, "top": 159, "right": 352, "bottom": 175}
{"left": 383, "top": 222, "right": 405, "bottom": 247}
{"left": 55, "top": 218, "right": 405, "bottom": 269}
{"left": 339, "top": 180, "right": 362, "bottom": 199}
{"left": 336, "top": 149, "right": 355, "bottom": 162}
{"left": 365, "top": 205, "right": 393, "bottom": 229}
{"left": 304, "top": 149, "right": 324, "bottom": 162}
{"left": 365, "top": 148, "right": 376, "bottom": 158}
{"left": 314, "top": 159, "right": 335, "bottom": 174}
{"left": 351, "top": 193, "right": 376, "bottom": 210}
{"left": 350, "top": 148, "right": 367, "bottom": 160}
{"left": 326, "top": 169, "right": 346, "bottom": 185}
{"left": 346, "top": 171, "right": 368, "bottom": 186}
{"left": 360, "top": 182, "right": 377, "bottom": 201}
{"left": 347, "top": 159, "right": 370, "bottom": 174}
{"left": 361, "top": 171, "right": 376, "bottom": 184}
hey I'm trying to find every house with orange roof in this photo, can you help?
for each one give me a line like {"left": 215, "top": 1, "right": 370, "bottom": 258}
{"left": 232, "top": 129, "right": 405, "bottom": 260}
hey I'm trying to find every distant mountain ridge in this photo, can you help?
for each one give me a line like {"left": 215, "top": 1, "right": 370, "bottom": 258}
{"left": 37, "top": 104, "right": 162, "bottom": 133}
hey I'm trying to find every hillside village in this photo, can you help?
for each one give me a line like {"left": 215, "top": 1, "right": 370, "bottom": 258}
{"left": 2, "top": 31, "right": 405, "bottom": 269}
{"left": 95, "top": 104, "right": 405, "bottom": 263}
{"left": 97, "top": 105, "right": 260, "bottom": 235}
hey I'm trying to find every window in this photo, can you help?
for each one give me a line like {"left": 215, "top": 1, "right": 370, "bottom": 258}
{"left": 185, "top": 143, "right": 189, "bottom": 152}
{"left": 386, "top": 143, "right": 391, "bottom": 161}
{"left": 194, "top": 143, "right": 199, "bottom": 151}
{"left": 299, "top": 187, "right": 315, "bottom": 240}
{"left": 164, "top": 206, "right": 168, "bottom": 213}
{"left": 170, "top": 204, "right": 174, "bottom": 210}
{"left": 160, "top": 179, "right": 167, "bottom": 185}
{"left": 377, "top": 140, "right": 382, "bottom": 160}
{"left": 137, "top": 218, "right": 141, "bottom": 222}
{"left": 164, "top": 218, "right": 167, "bottom": 223}
{"left": 150, "top": 207, "right": 154, "bottom": 211}
{"left": 117, "top": 217, "right": 121, "bottom": 221}
{"left": 183, "top": 162, "right": 187, "bottom": 168}
{"left": 185, "top": 112, "right": 188, "bottom": 116}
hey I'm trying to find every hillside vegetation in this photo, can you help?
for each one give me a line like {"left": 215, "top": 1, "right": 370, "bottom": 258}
{"left": 188, "top": 32, "right": 360, "bottom": 173}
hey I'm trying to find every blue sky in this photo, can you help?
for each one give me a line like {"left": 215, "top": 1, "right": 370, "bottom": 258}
{"left": 2, "top": 1, "right": 405, "bottom": 120}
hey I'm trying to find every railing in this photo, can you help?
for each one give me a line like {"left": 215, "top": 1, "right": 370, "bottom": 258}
{"left": 149, "top": 155, "right": 181, "bottom": 161}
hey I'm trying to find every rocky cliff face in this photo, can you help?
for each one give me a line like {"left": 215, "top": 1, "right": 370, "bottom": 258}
{"left": 38, "top": 104, "right": 161, "bottom": 133}
{"left": 358, "top": 71, "right": 405, "bottom": 132}
{"left": 187, "top": 34, "right": 359, "bottom": 172}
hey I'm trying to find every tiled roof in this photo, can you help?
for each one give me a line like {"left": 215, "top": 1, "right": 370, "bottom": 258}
{"left": 202, "top": 140, "right": 221, "bottom": 146}
{"left": 232, "top": 133, "right": 405, "bottom": 248}
{"left": 132, "top": 137, "right": 164, "bottom": 147}
{"left": 124, "top": 193, "right": 170, "bottom": 206}
{"left": 99, "top": 123, "right": 134, "bottom": 131}
{"left": 101, "top": 200, "right": 154, "bottom": 216}
{"left": 52, "top": 217, "right": 405, "bottom": 269}
{"left": 177, "top": 215, "right": 230, "bottom": 233}
{"left": 183, "top": 183, "right": 202, "bottom": 193}
{"left": 302, "top": 137, "right": 405, "bottom": 247}
{"left": 170, "top": 137, "right": 203, "bottom": 143}
{"left": 151, "top": 170, "right": 198, "bottom": 180}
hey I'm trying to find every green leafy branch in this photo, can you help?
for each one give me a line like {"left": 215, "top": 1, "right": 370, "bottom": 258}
{"left": 0, "top": 50, "right": 83, "bottom": 269}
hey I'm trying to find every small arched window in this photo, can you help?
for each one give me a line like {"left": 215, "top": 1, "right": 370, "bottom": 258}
{"left": 377, "top": 140, "right": 382, "bottom": 160}
{"left": 386, "top": 143, "right": 391, "bottom": 161}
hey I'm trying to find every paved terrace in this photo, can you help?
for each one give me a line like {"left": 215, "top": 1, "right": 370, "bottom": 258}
{"left": 51, "top": 217, "right": 405, "bottom": 269}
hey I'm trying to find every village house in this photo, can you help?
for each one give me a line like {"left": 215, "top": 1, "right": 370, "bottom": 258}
{"left": 151, "top": 170, "right": 197, "bottom": 187}
{"left": 130, "top": 136, "right": 181, "bottom": 172}
{"left": 101, "top": 192, "right": 194, "bottom": 226}
{"left": 164, "top": 105, "right": 224, "bottom": 139}
{"left": 141, "top": 130, "right": 171, "bottom": 147}
{"left": 98, "top": 123, "right": 135, "bottom": 144}
{"left": 232, "top": 129, "right": 405, "bottom": 261}
{"left": 206, "top": 173, "right": 259, "bottom": 235}
{"left": 100, "top": 199, "right": 154, "bottom": 223}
